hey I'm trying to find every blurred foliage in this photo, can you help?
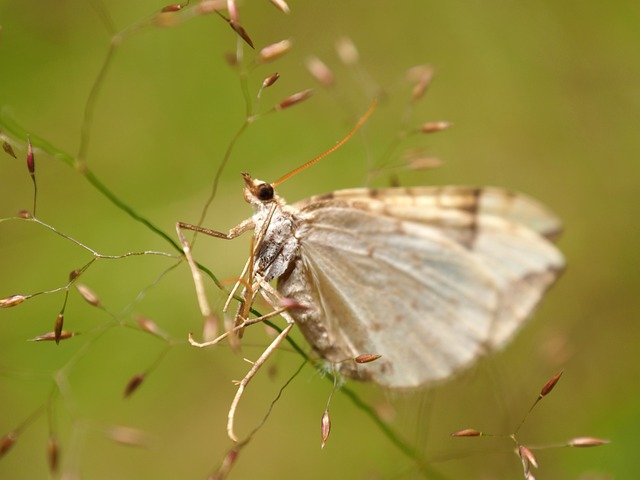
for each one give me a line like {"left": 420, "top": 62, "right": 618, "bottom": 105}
{"left": 1, "top": 1, "right": 638, "bottom": 479}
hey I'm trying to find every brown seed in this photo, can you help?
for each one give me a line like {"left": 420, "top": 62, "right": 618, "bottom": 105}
{"left": 0, "top": 432, "right": 17, "bottom": 458}
{"left": 418, "top": 121, "right": 452, "bottom": 134}
{"left": 0, "top": 294, "right": 27, "bottom": 308}
{"left": 227, "top": 0, "right": 239, "bottom": 22}
{"left": 30, "top": 330, "right": 76, "bottom": 342}
{"left": 450, "top": 428, "right": 482, "bottom": 437}
{"left": 228, "top": 21, "right": 254, "bottom": 49}
{"left": 336, "top": 37, "right": 359, "bottom": 65}
{"left": 320, "top": 409, "right": 331, "bottom": 449}
{"left": 305, "top": 56, "right": 335, "bottom": 87}
{"left": 76, "top": 284, "right": 100, "bottom": 307}
{"left": 27, "top": 136, "right": 35, "bottom": 176}
{"left": 262, "top": 72, "right": 280, "bottom": 88}
{"left": 405, "top": 156, "right": 443, "bottom": 171}
{"left": 408, "top": 65, "right": 435, "bottom": 101}
{"left": 540, "top": 371, "right": 563, "bottom": 397}
{"left": 54, "top": 313, "right": 64, "bottom": 345}
{"left": 107, "top": 426, "right": 150, "bottom": 447}
{"left": 269, "top": 0, "right": 290, "bottom": 14}
{"left": 568, "top": 436, "right": 610, "bottom": 447}
{"left": 224, "top": 51, "right": 239, "bottom": 67}
{"left": 124, "top": 373, "right": 145, "bottom": 398}
{"left": 17, "top": 210, "right": 32, "bottom": 219}
{"left": 48, "top": 436, "right": 60, "bottom": 473}
{"left": 135, "top": 315, "right": 161, "bottom": 336}
{"left": 2, "top": 140, "right": 17, "bottom": 158}
{"left": 258, "top": 39, "right": 292, "bottom": 63}
{"left": 354, "top": 354, "right": 382, "bottom": 364}
{"left": 160, "top": 2, "right": 187, "bottom": 13}
{"left": 68, "top": 269, "right": 81, "bottom": 281}
{"left": 518, "top": 445, "right": 538, "bottom": 469}
{"left": 276, "top": 89, "right": 313, "bottom": 111}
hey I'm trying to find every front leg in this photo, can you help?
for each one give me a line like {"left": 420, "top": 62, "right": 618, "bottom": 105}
{"left": 176, "top": 219, "right": 255, "bottom": 335}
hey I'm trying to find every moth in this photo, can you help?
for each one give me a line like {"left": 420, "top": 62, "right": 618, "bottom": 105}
{"left": 177, "top": 105, "right": 564, "bottom": 440}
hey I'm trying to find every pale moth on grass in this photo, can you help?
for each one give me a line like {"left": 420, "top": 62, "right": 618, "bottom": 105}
{"left": 176, "top": 102, "right": 564, "bottom": 442}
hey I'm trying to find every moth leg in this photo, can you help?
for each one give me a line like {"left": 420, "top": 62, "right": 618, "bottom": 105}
{"left": 227, "top": 318, "right": 295, "bottom": 442}
{"left": 224, "top": 204, "right": 278, "bottom": 338}
{"left": 188, "top": 304, "right": 290, "bottom": 348}
{"left": 226, "top": 278, "right": 299, "bottom": 442}
{"left": 176, "top": 219, "right": 254, "bottom": 343}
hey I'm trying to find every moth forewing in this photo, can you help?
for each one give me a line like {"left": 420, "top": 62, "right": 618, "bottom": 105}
{"left": 277, "top": 186, "right": 564, "bottom": 388}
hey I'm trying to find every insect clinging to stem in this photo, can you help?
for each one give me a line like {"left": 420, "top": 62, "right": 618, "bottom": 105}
{"left": 176, "top": 100, "right": 564, "bottom": 442}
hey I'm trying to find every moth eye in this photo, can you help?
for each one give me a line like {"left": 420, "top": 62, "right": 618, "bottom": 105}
{"left": 257, "top": 183, "right": 274, "bottom": 201}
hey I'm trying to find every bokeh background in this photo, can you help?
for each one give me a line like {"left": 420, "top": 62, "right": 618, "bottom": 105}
{"left": 1, "top": 1, "right": 638, "bottom": 478}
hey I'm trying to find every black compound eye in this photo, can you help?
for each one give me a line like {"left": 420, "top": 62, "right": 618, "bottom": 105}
{"left": 256, "top": 183, "right": 274, "bottom": 201}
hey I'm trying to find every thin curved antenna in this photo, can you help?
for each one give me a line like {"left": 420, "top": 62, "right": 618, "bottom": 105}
{"left": 272, "top": 99, "right": 377, "bottom": 187}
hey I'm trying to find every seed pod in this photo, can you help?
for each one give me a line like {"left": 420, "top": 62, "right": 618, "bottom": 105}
{"left": 76, "top": 284, "right": 100, "bottom": 307}
{"left": 354, "top": 354, "right": 382, "bottom": 364}
{"left": 124, "top": 373, "right": 145, "bottom": 398}
{"left": 2, "top": 140, "right": 17, "bottom": 158}
{"left": 269, "top": 0, "right": 290, "bottom": 14}
{"left": 568, "top": 436, "right": 610, "bottom": 447}
{"left": 306, "top": 56, "right": 334, "bottom": 87}
{"left": 54, "top": 313, "right": 64, "bottom": 345}
{"left": 258, "top": 40, "right": 292, "bottom": 63}
{"left": 0, "top": 294, "right": 27, "bottom": 308}
{"left": 540, "top": 371, "right": 563, "bottom": 397}
{"left": 320, "top": 409, "right": 331, "bottom": 449}
{"left": 336, "top": 37, "right": 359, "bottom": 65}
{"left": 417, "top": 121, "right": 452, "bottom": 134}
{"left": 0, "top": 432, "right": 17, "bottom": 458}
{"left": 47, "top": 436, "right": 60, "bottom": 473}
{"left": 262, "top": 72, "right": 280, "bottom": 88}
{"left": 450, "top": 428, "right": 482, "bottom": 437}
{"left": 276, "top": 89, "right": 313, "bottom": 111}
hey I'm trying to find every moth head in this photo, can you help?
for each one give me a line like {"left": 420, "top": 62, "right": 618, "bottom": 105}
{"left": 242, "top": 172, "right": 276, "bottom": 205}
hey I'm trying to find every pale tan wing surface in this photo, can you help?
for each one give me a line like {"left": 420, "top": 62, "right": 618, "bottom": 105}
{"left": 279, "top": 187, "right": 564, "bottom": 389}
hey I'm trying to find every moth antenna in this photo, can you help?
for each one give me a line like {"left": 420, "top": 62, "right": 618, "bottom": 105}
{"left": 272, "top": 99, "right": 377, "bottom": 187}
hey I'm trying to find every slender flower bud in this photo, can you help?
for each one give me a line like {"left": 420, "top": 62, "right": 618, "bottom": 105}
{"left": 568, "top": 436, "right": 610, "bottom": 447}
{"left": 27, "top": 136, "right": 35, "bottom": 177}
{"left": 228, "top": 21, "right": 254, "bottom": 49}
{"left": 417, "top": 121, "right": 452, "bottom": 134}
{"left": 269, "top": 0, "right": 290, "bottom": 14}
{"left": 450, "top": 428, "right": 482, "bottom": 437}
{"left": 262, "top": 72, "right": 280, "bottom": 88}
{"left": 276, "top": 89, "right": 313, "bottom": 111}
{"left": 354, "top": 354, "right": 381, "bottom": 364}
{"left": 227, "top": 0, "right": 239, "bottom": 22}
{"left": 305, "top": 56, "right": 334, "bottom": 87}
{"left": 320, "top": 409, "right": 331, "bottom": 449}
{"left": 30, "top": 331, "right": 76, "bottom": 342}
{"left": 336, "top": 37, "right": 359, "bottom": 65}
{"left": 124, "top": 373, "right": 145, "bottom": 398}
{"left": 540, "top": 371, "right": 563, "bottom": 397}
{"left": 2, "top": 140, "right": 17, "bottom": 158}
{"left": 0, "top": 294, "right": 27, "bottom": 308}
{"left": 0, "top": 432, "right": 17, "bottom": 458}
{"left": 76, "top": 284, "right": 100, "bottom": 307}
{"left": 48, "top": 436, "right": 60, "bottom": 473}
{"left": 258, "top": 39, "right": 292, "bottom": 63}
{"left": 54, "top": 313, "right": 64, "bottom": 345}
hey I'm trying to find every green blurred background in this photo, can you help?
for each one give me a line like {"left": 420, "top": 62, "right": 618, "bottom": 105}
{"left": 1, "top": 1, "right": 638, "bottom": 478}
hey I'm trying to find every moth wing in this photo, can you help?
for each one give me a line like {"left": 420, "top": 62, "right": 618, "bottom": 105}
{"left": 279, "top": 188, "right": 563, "bottom": 388}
